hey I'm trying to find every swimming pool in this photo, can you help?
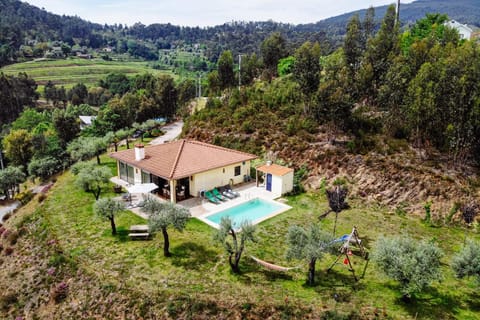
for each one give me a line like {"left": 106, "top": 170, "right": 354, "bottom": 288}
{"left": 200, "top": 198, "right": 291, "bottom": 229}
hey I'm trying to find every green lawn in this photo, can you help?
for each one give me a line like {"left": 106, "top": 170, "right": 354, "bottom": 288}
{"left": 24, "top": 155, "right": 480, "bottom": 319}
{"left": 1, "top": 57, "right": 175, "bottom": 90}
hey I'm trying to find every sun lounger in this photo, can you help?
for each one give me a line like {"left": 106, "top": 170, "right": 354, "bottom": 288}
{"left": 212, "top": 188, "right": 228, "bottom": 201}
{"left": 205, "top": 190, "right": 220, "bottom": 204}
{"left": 219, "top": 186, "right": 235, "bottom": 199}
{"left": 223, "top": 185, "right": 240, "bottom": 198}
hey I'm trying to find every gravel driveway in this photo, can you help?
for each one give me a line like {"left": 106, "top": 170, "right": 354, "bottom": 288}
{"left": 149, "top": 120, "right": 183, "bottom": 145}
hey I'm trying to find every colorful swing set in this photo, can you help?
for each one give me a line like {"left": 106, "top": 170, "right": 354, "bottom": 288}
{"left": 327, "top": 226, "right": 368, "bottom": 281}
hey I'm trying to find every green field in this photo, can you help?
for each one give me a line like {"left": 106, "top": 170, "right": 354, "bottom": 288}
{"left": 1, "top": 57, "right": 175, "bottom": 90}
{"left": 8, "top": 153, "right": 480, "bottom": 319}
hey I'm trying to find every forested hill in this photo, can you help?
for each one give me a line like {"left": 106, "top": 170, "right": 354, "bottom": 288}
{"left": 302, "top": 0, "right": 480, "bottom": 36}
{"left": 1, "top": 0, "right": 480, "bottom": 66}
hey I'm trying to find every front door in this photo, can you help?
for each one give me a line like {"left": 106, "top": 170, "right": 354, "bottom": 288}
{"left": 266, "top": 174, "right": 272, "bottom": 192}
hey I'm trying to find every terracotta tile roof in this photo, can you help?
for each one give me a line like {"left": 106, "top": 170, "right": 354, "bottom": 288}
{"left": 110, "top": 140, "right": 257, "bottom": 180}
{"left": 256, "top": 163, "right": 294, "bottom": 176}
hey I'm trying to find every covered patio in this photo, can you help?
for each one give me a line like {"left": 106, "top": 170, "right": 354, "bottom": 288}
{"left": 109, "top": 140, "right": 257, "bottom": 203}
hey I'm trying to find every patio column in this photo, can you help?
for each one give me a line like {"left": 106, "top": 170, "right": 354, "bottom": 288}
{"left": 256, "top": 169, "right": 259, "bottom": 187}
{"left": 169, "top": 179, "right": 177, "bottom": 203}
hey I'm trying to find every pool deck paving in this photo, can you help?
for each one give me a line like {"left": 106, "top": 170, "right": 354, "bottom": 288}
{"left": 184, "top": 183, "right": 282, "bottom": 218}
{"left": 120, "top": 182, "right": 287, "bottom": 222}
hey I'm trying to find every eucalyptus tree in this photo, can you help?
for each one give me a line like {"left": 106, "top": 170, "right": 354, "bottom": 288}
{"left": 217, "top": 50, "right": 235, "bottom": 90}
{"left": 293, "top": 41, "right": 321, "bottom": 113}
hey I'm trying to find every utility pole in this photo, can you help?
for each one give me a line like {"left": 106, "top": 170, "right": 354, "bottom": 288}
{"left": 197, "top": 73, "right": 202, "bottom": 98}
{"left": 238, "top": 54, "right": 242, "bottom": 91}
{"left": 395, "top": 0, "right": 401, "bottom": 26}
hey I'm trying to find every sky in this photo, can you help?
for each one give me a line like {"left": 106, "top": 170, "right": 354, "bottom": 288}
{"left": 24, "top": 0, "right": 416, "bottom": 27}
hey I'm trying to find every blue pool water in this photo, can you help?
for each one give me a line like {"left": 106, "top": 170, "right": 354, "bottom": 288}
{"left": 205, "top": 198, "right": 285, "bottom": 227}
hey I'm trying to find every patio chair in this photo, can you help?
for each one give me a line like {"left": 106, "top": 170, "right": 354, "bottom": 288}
{"left": 204, "top": 191, "right": 220, "bottom": 204}
{"left": 212, "top": 188, "right": 228, "bottom": 201}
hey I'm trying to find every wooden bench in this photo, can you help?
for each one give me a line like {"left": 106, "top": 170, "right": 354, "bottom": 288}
{"left": 128, "top": 232, "right": 150, "bottom": 240}
{"left": 129, "top": 224, "right": 150, "bottom": 240}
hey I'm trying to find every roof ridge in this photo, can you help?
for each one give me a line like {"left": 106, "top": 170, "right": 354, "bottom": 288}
{"left": 187, "top": 140, "right": 256, "bottom": 157}
{"left": 169, "top": 139, "right": 186, "bottom": 179}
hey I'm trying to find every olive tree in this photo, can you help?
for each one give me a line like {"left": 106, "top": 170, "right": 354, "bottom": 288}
{"left": 94, "top": 197, "right": 125, "bottom": 235}
{"left": 141, "top": 197, "right": 191, "bottom": 257}
{"left": 286, "top": 224, "right": 335, "bottom": 286}
{"left": 28, "top": 156, "right": 62, "bottom": 181}
{"left": 452, "top": 240, "right": 480, "bottom": 283}
{"left": 0, "top": 166, "right": 26, "bottom": 199}
{"left": 214, "top": 217, "right": 256, "bottom": 274}
{"left": 372, "top": 235, "right": 443, "bottom": 301}
{"left": 67, "top": 136, "right": 108, "bottom": 164}
{"left": 71, "top": 162, "right": 112, "bottom": 200}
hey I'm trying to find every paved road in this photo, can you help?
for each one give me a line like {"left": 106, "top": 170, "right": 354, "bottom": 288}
{"left": 0, "top": 201, "right": 20, "bottom": 222}
{"left": 149, "top": 120, "right": 184, "bottom": 145}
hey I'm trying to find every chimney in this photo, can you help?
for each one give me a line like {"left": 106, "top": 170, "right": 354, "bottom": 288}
{"left": 135, "top": 144, "right": 145, "bottom": 161}
{"left": 266, "top": 160, "right": 272, "bottom": 166}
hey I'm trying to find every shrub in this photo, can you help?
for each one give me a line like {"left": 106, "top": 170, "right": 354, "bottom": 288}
{"left": 51, "top": 282, "right": 69, "bottom": 303}
{"left": 452, "top": 240, "right": 480, "bottom": 281}
{"left": 0, "top": 292, "right": 17, "bottom": 311}
{"left": 289, "top": 165, "right": 308, "bottom": 195}
{"left": 1, "top": 228, "right": 10, "bottom": 239}
{"left": 14, "top": 190, "right": 33, "bottom": 205}
{"left": 372, "top": 235, "right": 443, "bottom": 300}
{"left": 4, "top": 247, "right": 13, "bottom": 256}
{"left": 38, "top": 193, "right": 47, "bottom": 203}
{"left": 6, "top": 230, "right": 19, "bottom": 245}
{"left": 2, "top": 213, "right": 11, "bottom": 222}
{"left": 447, "top": 202, "right": 461, "bottom": 224}
{"left": 423, "top": 201, "right": 432, "bottom": 224}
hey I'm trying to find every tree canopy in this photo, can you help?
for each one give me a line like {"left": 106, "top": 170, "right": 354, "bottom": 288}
{"left": 286, "top": 224, "right": 335, "bottom": 285}
{"left": 141, "top": 197, "right": 191, "bottom": 257}
{"left": 71, "top": 162, "right": 112, "bottom": 200}
{"left": 372, "top": 235, "right": 443, "bottom": 300}
{"left": 94, "top": 197, "right": 125, "bottom": 235}
{"left": 214, "top": 217, "right": 256, "bottom": 273}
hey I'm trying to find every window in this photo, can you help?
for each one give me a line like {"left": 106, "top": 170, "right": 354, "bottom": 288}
{"left": 126, "top": 165, "right": 134, "bottom": 184}
{"left": 234, "top": 165, "right": 241, "bottom": 176}
{"left": 119, "top": 162, "right": 134, "bottom": 184}
{"left": 141, "top": 171, "right": 151, "bottom": 183}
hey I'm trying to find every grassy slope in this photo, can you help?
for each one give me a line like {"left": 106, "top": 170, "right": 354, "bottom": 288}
{"left": 0, "top": 58, "right": 175, "bottom": 90}
{"left": 4, "top": 153, "right": 480, "bottom": 319}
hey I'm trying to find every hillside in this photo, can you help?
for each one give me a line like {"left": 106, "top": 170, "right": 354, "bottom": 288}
{"left": 3, "top": 0, "right": 480, "bottom": 67}
{"left": 182, "top": 77, "right": 479, "bottom": 219}
{"left": 307, "top": 0, "right": 480, "bottom": 35}
{"left": 0, "top": 154, "right": 478, "bottom": 319}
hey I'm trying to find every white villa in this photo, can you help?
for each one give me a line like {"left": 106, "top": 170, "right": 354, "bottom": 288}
{"left": 110, "top": 140, "right": 257, "bottom": 203}
{"left": 445, "top": 20, "right": 473, "bottom": 40}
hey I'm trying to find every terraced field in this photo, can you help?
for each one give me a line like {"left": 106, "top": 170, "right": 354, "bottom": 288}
{"left": 1, "top": 57, "right": 175, "bottom": 90}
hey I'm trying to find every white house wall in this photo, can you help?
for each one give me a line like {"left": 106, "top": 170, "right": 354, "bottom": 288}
{"left": 191, "top": 161, "right": 250, "bottom": 196}
{"left": 283, "top": 171, "right": 294, "bottom": 194}
{"left": 270, "top": 175, "right": 281, "bottom": 196}
{"left": 133, "top": 167, "right": 142, "bottom": 184}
